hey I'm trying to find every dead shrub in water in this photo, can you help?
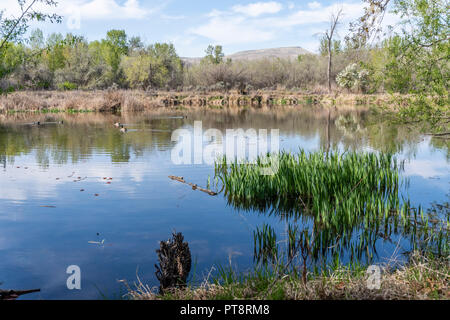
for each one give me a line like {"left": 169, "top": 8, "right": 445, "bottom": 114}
{"left": 155, "top": 232, "right": 192, "bottom": 294}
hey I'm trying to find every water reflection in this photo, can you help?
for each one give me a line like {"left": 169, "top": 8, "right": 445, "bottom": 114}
{"left": 0, "top": 107, "right": 448, "bottom": 299}
{"left": 1, "top": 108, "right": 448, "bottom": 165}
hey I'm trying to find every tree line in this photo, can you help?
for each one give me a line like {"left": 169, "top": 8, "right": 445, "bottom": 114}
{"left": 0, "top": 0, "right": 447, "bottom": 95}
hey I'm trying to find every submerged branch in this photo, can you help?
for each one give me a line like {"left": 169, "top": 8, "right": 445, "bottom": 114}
{"left": 169, "top": 175, "right": 217, "bottom": 196}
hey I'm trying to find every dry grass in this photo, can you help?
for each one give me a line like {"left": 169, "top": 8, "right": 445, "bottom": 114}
{"left": 0, "top": 90, "right": 407, "bottom": 113}
{"left": 0, "top": 90, "right": 158, "bottom": 112}
{"left": 125, "top": 252, "right": 449, "bottom": 300}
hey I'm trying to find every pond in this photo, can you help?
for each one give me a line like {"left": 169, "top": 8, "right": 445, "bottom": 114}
{"left": 0, "top": 106, "right": 448, "bottom": 299}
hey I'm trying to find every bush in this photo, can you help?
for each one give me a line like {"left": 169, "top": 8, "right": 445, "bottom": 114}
{"left": 57, "top": 81, "right": 78, "bottom": 91}
{"left": 336, "top": 63, "right": 370, "bottom": 93}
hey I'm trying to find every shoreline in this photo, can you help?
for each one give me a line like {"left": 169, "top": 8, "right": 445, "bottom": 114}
{"left": 126, "top": 252, "right": 449, "bottom": 300}
{"left": 0, "top": 90, "right": 414, "bottom": 113}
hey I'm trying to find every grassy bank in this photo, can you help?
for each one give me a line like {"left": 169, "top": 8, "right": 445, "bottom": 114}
{"left": 0, "top": 90, "right": 422, "bottom": 113}
{"left": 127, "top": 252, "right": 449, "bottom": 300}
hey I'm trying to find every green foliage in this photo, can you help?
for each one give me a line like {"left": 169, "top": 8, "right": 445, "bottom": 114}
{"left": 121, "top": 43, "right": 182, "bottom": 89}
{"left": 57, "top": 81, "right": 77, "bottom": 91}
{"left": 0, "top": 1, "right": 61, "bottom": 82}
{"left": 0, "top": 0, "right": 447, "bottom": 97}
{"left": 215, "top": 150, "right": 448, "bottom": 263}
{"left": 100, "top": 29, "right": 129, "bottom": 83}
{"left": 319, "top": 36, "right": 342, "bottom": 56}
{"left": 391, "top": 94, "right": 450, "bottom": 133}
{"left": 0, "top": 0, "right": 61, "bottom": 53}
{"left": 0, "top": 42, "right": 25, "bottom": 79}
{"left": 203, "top": 45, "right": 225, "bottom": 65}
{"left": 336, "top": 63, "right": 370, "bottom": 93}
{"left": 356, "top": 0, "right": 449, "bottom": 95}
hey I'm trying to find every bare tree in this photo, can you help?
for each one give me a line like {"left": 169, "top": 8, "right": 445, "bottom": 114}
{"left": 324, "top": 8, "right": 343, "bottom": 93}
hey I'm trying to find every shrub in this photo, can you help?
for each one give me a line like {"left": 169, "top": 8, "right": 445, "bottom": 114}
{"left": 57, "top": 81, "right": 78, "bottom": 91}
{"left": 336, "top": 63, "right": 370, "bottom": 93}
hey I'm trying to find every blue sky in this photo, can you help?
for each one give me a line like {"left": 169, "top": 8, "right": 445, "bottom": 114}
{"left": 0, "top": 1, "right": 398, "bottom": 57}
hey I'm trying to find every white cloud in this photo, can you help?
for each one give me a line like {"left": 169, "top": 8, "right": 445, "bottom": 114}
{"left": 307, "top": 1, "right": 322, "bottom": 9}
{"left": 267, "top": 2, "right": 365, "bottom": 28}
{"left": 64, "top": 0, "right": 150, "bottom": 20}
{"left": 0, "top": 0, "right": 152, "bottom": 21}
{"left": 189, "top": 2, "right": 366, "bottom": 46}
{"left": 404, "top": 159, "right": 449, "bottom": 179}
{"left": 232, "top": 1, "right": 283, "bottom": 17}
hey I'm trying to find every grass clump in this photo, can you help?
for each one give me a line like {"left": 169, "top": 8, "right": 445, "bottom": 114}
{"left": 215, "top": 150, "right": 448, "bottom": 262}
{"left": 215, "top": 150, "right": 403, "bottom": 225}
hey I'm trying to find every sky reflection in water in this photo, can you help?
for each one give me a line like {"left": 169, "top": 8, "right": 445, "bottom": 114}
{"left": 0, "top": 108, "right": 448, "bottom": 299}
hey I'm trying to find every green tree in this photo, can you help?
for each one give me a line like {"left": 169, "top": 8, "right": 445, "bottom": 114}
{"left": 203, "top": 45, "right": 224, "bottom": 64}
{"left": 103, "top": 29, "right": 128, "bottom": 76}
{"left": 0, "top": 42, "right": 25, "bottom": 80}
{"left": 0, "top": 0, "right": 61, "bottom": 52}
{"left": 0, "top": 0, "right": 61, "bottom": 84}
{"left": 121, "top": 42, "right": 182, "bottom": 89}
{"left": 350, "top": 0, "right": 449, "bottom": 94}
{"left": 128, "top": 36, "right": 144, "bottom": 53}
{"left": 29, "top": 28, "right": 44, "bottom": 49}
{"left": 319, "top": 37, "right": 342, "bottom": 56}
{"left": 44, "top": 33, "right": 65, "bottom": 72}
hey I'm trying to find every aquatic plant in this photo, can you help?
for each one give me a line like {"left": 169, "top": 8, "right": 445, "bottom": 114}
{"left": 215, "top": 150, "right": 402, "bottom": 222}
{"left": 215, "top": 150, "right": 449, "bottom": 263}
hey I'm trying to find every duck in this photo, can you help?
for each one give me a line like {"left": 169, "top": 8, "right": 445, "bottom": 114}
{"left": 33, "top": 121, "right": 41, "bottom": 126}
{"left": 114, "top": 122, "right": 121, "bottom": 127}
{"left": 120, "top": 125, "right": 127, "bottom": 133}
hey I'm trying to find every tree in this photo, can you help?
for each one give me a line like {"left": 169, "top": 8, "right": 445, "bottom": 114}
{"left": 121, "top": 43, "right": 183, "bottom": 89}
{"left": 322, "top": 8, "right": 343, "bottom": 93}
{"left": 350, "top": 0, "right": 449, "bottom": 94}
{"left": 0, "top": 0, "right": 61, "bottom": 83}
{"left": 53, "top": 34, "right": 109, "bottom": 89}
{"left": 203, "top": 45, "right": 224, "bottom": 64}
{"left": 336, "top": 63, "right": 370, "bottom": 93}
{"left": 43, "top": 33, "right": 65, "bottom": 72}
{"left": 102, "top": 29, "right": 129, "bottom": 84}
{"left": 128, "top": 36, "right": 144, "bottom": 53}
{"left": 148, "top": 43, "right": 183, "bottom": 88}
{"left": 29, "top": 28, "right": 44, "bottom": 49}
{"left": 0, "top": 0, "right": 61, "bottom": 52}
{"left": 319, "top": 37, "right": 342, "bottom": 56}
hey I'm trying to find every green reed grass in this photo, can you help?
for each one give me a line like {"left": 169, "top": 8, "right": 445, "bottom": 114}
{"left": 215, "top": 150, "right": 402, "bottom": 226}
{"left": 215, "top": 150, "right": 448, "bottom": 262}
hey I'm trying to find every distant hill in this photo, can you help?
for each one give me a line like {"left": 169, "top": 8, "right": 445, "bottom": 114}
{"left": 182, "top": 47, "right": 314, "bottom": 65}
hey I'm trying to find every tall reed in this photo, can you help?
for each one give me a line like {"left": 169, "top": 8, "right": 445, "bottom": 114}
{"left": 215, "top": 150, "right": 448, "bottom": 263}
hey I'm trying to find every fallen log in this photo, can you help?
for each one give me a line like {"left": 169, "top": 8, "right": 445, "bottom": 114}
{"left": 0, "top": 288, "right": 40, "bottom": 300}
{"left": 168, "top": 175, "right": 217, "bottom": 196}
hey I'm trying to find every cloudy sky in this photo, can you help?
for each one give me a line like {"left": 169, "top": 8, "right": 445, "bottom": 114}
{"left": 0, "top": 0, "right": 398, "bottom": 57}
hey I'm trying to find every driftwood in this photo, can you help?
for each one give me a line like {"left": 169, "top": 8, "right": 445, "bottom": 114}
{"left": 168, "top": 176, "right": 217, "bottom": 196}
{"left": 0, "top": 288, "right": 40, "bottom": 300}
{"left": 425, "top": 132, "right": 450, "bottom": 137}
{"left": 155, "top": 232, "right": 191, "bottom": 294}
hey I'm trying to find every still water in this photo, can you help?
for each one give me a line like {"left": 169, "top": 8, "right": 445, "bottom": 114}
{"left": 0, "top": 107, "right": 448, "bottom": 299}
